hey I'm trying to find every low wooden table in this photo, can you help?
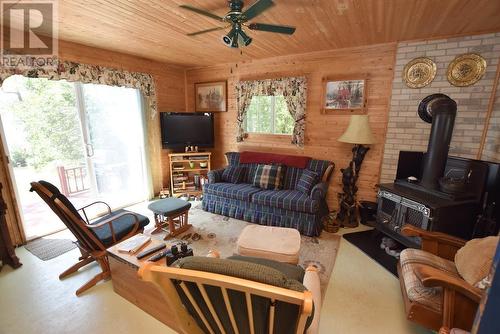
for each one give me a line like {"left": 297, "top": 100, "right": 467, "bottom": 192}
{"left": 107, "top": 238, "right": 179, "bottom": 331}
{"left": 148, "top": 198, "right": 192, "bottom": 239}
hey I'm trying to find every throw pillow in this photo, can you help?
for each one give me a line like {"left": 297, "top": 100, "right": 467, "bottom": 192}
{"left": 222, "top": 166, "right": 245, "bottom": 184}
{"left": 296, "top": 170, "right": 319, "bottom": 194}
{"left": 454, "top": 235, "right": 499, "bottom": 287}
{"left": 252, "top": 164, "right": 284, "bottom": 190}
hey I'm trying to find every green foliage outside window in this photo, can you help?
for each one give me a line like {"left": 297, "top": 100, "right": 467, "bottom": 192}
{"left": 245, "top": 95, "right": 294, "bottom": 135}
{"left": 6, "top": 77, "right": 85, "bottom": 169}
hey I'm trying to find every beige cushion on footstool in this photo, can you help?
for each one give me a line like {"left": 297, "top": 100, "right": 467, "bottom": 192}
{"left": 237, "top": 225, "right": 301, "bottom": 264}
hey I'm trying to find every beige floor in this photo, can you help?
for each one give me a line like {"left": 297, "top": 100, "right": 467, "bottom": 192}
{"left": 0, "top": 225, "right": 431, "bottom": 334}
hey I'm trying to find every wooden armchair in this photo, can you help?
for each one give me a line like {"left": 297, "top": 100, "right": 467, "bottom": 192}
{"left": 30, "top": 180, "right": 150, "bottom": 295}
{"left": 398, "top": 225, "right": 482, "bottom": 332}
{"left": 139, "top": 252, "right": 322, "bottom": 334}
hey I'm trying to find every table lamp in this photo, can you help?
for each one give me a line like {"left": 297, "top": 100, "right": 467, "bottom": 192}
{"left": 336, "top": 115, "right": 375, "bottom": 228}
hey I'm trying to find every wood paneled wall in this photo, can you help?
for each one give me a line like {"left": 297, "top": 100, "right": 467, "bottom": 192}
{"left": 0, "top": 41, "right": 186, "bottom": 244}
{"left": 185, "top": 43, "right": 397, "bottom": 208}
{"left": 59, "top": 40, "right": 187, "bottom": 190}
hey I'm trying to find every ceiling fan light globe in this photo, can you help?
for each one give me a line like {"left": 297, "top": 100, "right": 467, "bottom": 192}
{"left": 230, "top": 37, "right": 239, "bottom": 48}
{"left": 238, "top": 30, "right": 252, "bottom": 46}
{"left": 222, "top": 35, "right": 232, "bottom": 46}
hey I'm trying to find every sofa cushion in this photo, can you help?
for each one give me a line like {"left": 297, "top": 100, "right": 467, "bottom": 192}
{"left": 252, "top": 164, "right": 285, "bottom": 190}
{"left": 296, "top": 170, "right": 319, "bottom": 194}
{"left": 225, "top": 151, "right": 240, "bottom": 166}
{"left": 307, "top": 159, "right": 332, "bottom": 180}
{"left": 243, "top": 163, "right": 260, "bottom": 183}
{"left": 240, "top": 151, "right": 310, "bottom": 168}
{"left": 283, "top": 166, "right": 303, "bottom": 190}
{"left": 251, "top": 189, "right": 319, "bottom": 214}
{"left": 203, "top": 182, "right": 262, "bottom": 201}
{"left": 221, "top": 166, "right": 245, "bottom": 184}
{"left": 455, "top": 236, "right": 499, "bottom": 287}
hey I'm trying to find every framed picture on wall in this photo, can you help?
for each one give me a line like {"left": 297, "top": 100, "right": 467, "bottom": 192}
{"left": 195, "top": 81, "right": 227, "bottom": 112}
{"left": 322, "top": 78, "right": 367, "bottom": 114}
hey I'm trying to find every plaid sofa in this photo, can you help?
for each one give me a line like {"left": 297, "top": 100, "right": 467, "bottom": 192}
{"left": 202, "top": 152, "right": 334, "bottom": 236}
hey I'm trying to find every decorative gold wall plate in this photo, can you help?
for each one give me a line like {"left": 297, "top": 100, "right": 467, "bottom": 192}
{"left": 447, "top": 54, "right": 486, "bottom": 87}
{"left": 403, "top": 57, "right": 437, "bottom": 88}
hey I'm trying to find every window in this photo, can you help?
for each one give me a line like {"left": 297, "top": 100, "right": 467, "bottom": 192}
{"left": 0, "top": 76, "right": 148, "bottom": 239}
{"left": 245, "top": 95, "right": 294, "bottom": 135}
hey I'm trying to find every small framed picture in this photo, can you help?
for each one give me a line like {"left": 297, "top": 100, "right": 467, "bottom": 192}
{"left": 195, "top": 81, "right": 227, "bottom": 112}
{"left": 322, "top": 78, "right": 366, "bottom": 114}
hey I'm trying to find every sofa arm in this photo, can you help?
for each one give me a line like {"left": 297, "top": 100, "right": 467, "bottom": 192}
{"left": 207, "top": 168, "right": 225, "bottom": 184}
{"left": 311, "top": 182, "right": 328, "bottom": 200}
{"left": 303, "top": 266, "right": 321, "bottom": 334}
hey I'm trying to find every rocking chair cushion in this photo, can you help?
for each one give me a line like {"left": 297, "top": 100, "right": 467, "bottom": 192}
{"left": 90, "top": 209, "right": 150, "bottom": 247}
{"left": 400, "top": 248, "right": 461, "bottom": 312}
{"left": 39, "top": 180, "right": 84, "bottom": 221}
{"left": 227, "top": 255, "right": 305, "bottom": 282}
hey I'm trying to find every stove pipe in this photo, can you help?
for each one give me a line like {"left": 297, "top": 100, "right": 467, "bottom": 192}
{"left": 418, "top": 94, "right": 457, "bottom": 190}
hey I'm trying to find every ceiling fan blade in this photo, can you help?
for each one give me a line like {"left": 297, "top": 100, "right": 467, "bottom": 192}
{"left": 179, "top": 5, "right": 224, "bottom": 21}
{"left": 248, "top": 23, "right": 296, "bottom": 35}
{"left": 242, "top": 0, "right": 275, "bottom": 21}
{"left": 187, "top": 26, "right": 226, "bottom": 36}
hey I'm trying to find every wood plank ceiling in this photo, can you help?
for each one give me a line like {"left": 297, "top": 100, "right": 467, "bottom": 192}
{"left": 51, "top": 0, "right": 500, "bottom": 67}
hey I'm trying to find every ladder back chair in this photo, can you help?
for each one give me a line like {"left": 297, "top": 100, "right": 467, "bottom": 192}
{"left": 30, "top": 180, "right": 149, "bottom": 295}
{"left": 139, "top": 255, "right": 321, "bottom": 334}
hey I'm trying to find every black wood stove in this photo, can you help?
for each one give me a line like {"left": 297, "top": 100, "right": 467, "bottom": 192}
{"left": 376, "top": 94, "right": 500, "bottom": 248}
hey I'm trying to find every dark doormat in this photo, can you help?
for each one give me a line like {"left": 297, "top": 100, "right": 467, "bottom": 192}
{"left": 25, "top": 238, "right": 77, "bottom": 261}
{"left": 343, "top": 229, "right": 402, "bottom": 277}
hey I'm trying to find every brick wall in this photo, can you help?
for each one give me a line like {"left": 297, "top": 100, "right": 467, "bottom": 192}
{"left": 380, "top": 32, "right": 500, "bottom": 184}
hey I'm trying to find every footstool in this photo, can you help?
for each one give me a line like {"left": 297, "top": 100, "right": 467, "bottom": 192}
{"left": 148, "top": 198, "right": 191, "bottom": 239}
{"left": 236, "top": 225, "right": 301, "bottom": 264}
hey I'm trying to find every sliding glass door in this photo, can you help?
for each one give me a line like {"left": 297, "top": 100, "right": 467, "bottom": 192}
{"left": 0, "top": 76, "right": 148, "bottom": 239}
{"left": 77, "top": 83, "right": 148, "bottom": 209}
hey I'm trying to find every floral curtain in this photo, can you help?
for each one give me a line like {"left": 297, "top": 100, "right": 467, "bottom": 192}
{"left": 0, "top": 58, "right": 160, "bottom": 198}
{"left": 235, "top": 76, "right": 307, "bottom": 147}
{"left": 0, "top": 57, "right": 157, "bottom": 118}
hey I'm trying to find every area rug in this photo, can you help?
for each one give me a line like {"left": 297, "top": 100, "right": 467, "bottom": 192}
{"left": 24, "top": 237, "right": 77, "bottom": 261}
{"left": 343, "top": 229, "right": 401, "bottom": 277}
{"left": 153, "top": 203, "right": 341, "bottom": 297}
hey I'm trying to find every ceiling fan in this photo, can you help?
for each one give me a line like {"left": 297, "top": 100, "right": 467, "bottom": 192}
{"left": 179, "top": 0, "right": 296, "bottom": 48}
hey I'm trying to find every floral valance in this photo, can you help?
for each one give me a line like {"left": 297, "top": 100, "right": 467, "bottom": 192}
{"left": 0, "top": 57, "right": 157, "bottom": 118}
{"left": 235, "top": 76, "right": 307, "bottom": 147}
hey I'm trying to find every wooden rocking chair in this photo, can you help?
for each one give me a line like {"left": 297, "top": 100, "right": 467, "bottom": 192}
{"left": 30, "top": 180, "right": 149, "bottom": 296}
{"left": 139, "top": 253, "right": 322, "bottom": 334}
{"left": 398, "top": 225, "right": 484, "bottom": 331}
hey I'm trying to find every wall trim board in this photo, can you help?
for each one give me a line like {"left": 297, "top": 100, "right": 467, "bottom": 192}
{"left": 478, "top": 60, "right": 500, "bottom": 160}
{"left": 186, "top": 42, "right": 399, "bottom": 72}
{"left": 377, "top": 45, "right": 399, "bottom": 185}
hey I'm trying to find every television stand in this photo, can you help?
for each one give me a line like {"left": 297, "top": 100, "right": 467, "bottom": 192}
{"left": 168, "top": 152, "right": 211, "bottom": 198}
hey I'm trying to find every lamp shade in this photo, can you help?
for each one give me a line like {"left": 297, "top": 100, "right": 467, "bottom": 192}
{"left": 338, "top": 115, "right": 376, "bottom": 145}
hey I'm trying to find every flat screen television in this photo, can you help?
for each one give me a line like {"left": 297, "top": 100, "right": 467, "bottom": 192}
{"left": 160, "top": 112, "right": 214, "bottom": 149}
